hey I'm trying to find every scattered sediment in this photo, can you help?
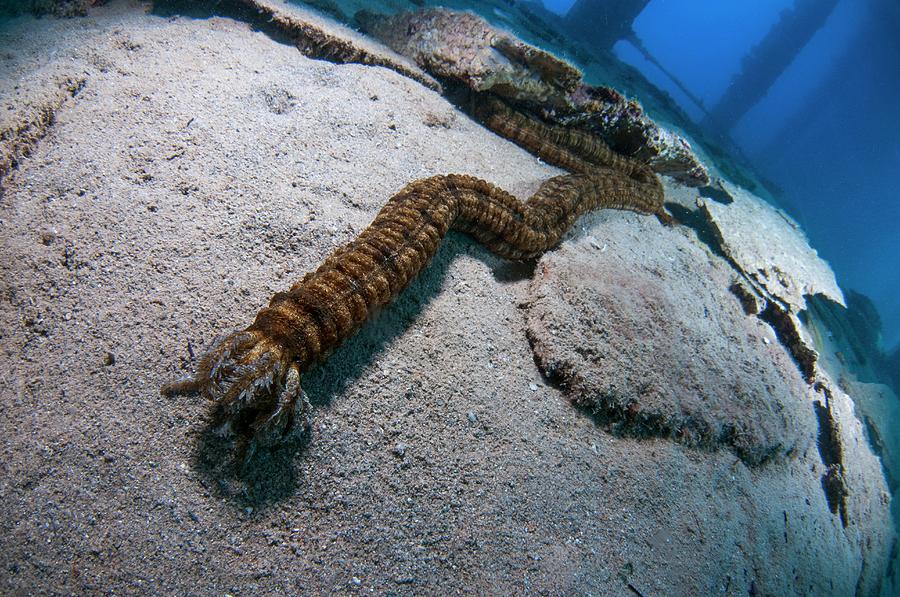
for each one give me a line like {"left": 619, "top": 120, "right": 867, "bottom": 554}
{"left": 523, "top": 207, "right": 814, "bottom": 466}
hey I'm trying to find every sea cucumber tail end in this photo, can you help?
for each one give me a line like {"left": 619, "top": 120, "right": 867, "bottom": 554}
{"left": 656, "top": 208, "right": 676, "bottom": 227}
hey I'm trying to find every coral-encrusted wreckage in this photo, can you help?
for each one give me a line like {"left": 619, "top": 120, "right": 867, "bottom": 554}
{"left": 356, "top": 7, "right": 710, "bottom": 187}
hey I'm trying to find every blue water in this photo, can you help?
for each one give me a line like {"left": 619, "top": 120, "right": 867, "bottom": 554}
{"left": 439, "top": 0, "right": 900, "bottom": 361}
{"left": 615, "top": 0, "right": 797, "bottom": 122}
{"left": 544, "top": 0, "right": 900, "bottom": 364}
{"left": 561, "top": 0, "right": 900, "bottom": 354}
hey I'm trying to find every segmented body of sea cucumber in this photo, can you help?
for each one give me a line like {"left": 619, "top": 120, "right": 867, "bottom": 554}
{"left": 162, "top": 95, "right": 670, "bottom": 447}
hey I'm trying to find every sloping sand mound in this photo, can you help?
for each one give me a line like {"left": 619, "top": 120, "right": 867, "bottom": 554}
{"left": 0, "top": 3, "right": 893, "bottom": 594}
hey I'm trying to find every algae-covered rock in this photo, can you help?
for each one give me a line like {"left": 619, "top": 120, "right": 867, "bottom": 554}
{"left": 559, "top": 84, "right": 711, "bottom": 185}
{"left": 357, "top": 7, "right": 710, "bottom": 187}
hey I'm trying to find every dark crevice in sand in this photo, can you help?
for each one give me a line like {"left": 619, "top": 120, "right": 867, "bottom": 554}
{"left": 812, "top": 385, "right": 849, "bottom": 527}
{"left": 490, "top": 257, "right": 536, "bottom": 284}
{"left": 666, "top": 201, "right": 798, "bottom": 365}
{"left": 0, "top": 76, "right": 85, "bottom": 190}
{"left": 729, "top": 279, "right": 764, "bottom": 315}
{"left": 151, "top": 0, "right": 439, "bottom": 90}
{"left": 664, "top": 201, "right": 818, "bottom": 386}
{"left": 761, "top": 301, "right": 818, "bottom": 383}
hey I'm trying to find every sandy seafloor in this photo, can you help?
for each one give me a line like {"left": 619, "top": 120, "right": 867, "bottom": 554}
{"left": 0, "top": 2, "right": 896, "bottom": 595}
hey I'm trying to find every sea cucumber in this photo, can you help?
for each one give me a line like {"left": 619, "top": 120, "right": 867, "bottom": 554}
{"left": 162, "top": 95, "right": 669, "bottom": 447}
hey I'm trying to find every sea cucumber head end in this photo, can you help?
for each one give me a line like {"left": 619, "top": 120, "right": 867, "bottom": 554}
{"left": 164, "top": 329, "right": 309, "bottom": 446}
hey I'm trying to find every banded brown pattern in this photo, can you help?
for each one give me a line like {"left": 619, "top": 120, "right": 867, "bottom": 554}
{"left": 162, "top": 96, "right": 670, "bottom": 447}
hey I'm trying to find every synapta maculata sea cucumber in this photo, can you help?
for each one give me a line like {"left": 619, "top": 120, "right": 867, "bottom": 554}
{"left": 162, "top": 95, "right": 670, "bottom": 448}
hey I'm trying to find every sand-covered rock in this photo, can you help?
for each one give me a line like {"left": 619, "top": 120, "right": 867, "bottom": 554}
{"left": 357, "top": 7, "right": 710, "bottom": 187}
{"left": 0, "top": 67, "right": 85, "bottom": 184}
{"left": 699, "top": 179, "right": 844, "bottom": 312}
{"left": 0, "top": 2, "right": 894, "bottom": 595}
{"left": 835, "top": 378, "right": 900, "bottom": 501}
{"left": 523, "top": 210, "right": 814, "bottom": 465}
{"left": 695, "top": 179, "right": 848, "bottom": 384}
{"left": 154, "top": 0, "right": 440, "bottom": 91}
{"left": 809, "top": 376, "right": 896, "bottom": 596}
{"left": 357, "top": 7, "right": 580, "bottom": 107}
{"left": 803, "top": 292, "right": 900, "bottom": 530}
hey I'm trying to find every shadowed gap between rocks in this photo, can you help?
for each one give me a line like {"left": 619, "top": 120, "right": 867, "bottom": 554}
{"left": 150, "top": 0, "right": 439, "bottom": 89}
{"left": 152, "top": 0, "right": 314, "bottom": 48}
{"left": 812, "top": 384, "right": 849, "bottom": 527}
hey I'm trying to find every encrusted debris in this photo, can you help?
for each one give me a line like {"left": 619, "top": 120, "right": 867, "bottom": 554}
{"left": 357, "top": 7, "right": 709, "bottom": 187}
{"left": 729, "top": 279, "right": 763, "bottom": 315}
{"left": 760, "top": 302, "right": 819, "bottom": 383}
{"left": 357, "top": 8, "right": 580, "bottom": 108}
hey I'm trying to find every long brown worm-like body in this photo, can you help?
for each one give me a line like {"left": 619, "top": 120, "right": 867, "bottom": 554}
{"left": 162, "top": 95, "right": 669, "bottom": 447}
